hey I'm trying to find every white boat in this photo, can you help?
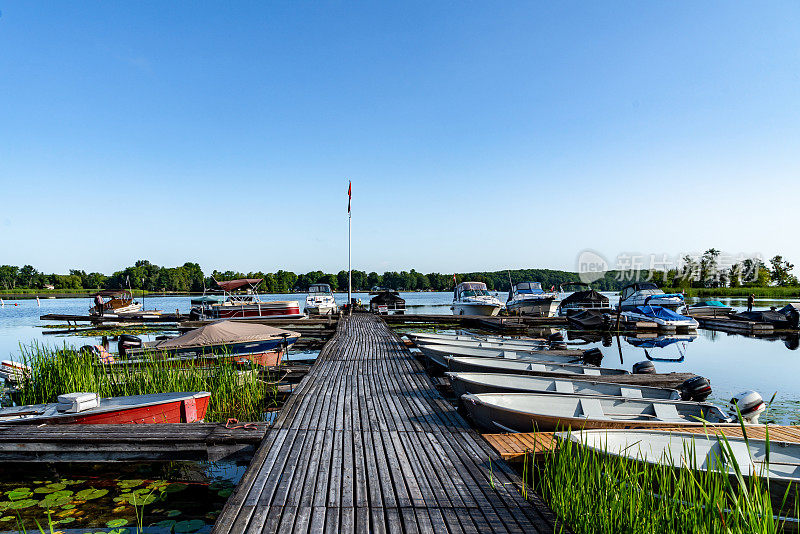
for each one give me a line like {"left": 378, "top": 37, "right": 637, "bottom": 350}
{"left": 305, "top": 283, "right": 338, "bottom": 315}
{"left": 557, "top": 428, "right": 798, "bottom": 517}
{"left": 0, "top": 360, "right": 30, "bottom": 384}
{"left": 452, "top": 282, "right": 503, "bottom": 316}
{"left": 621, "top": 305, "right": 699, "bottom": 330}
{"left": 416, "top": 342, "right": 592, "bottom": 369}
{"left": 618, "top": 283, "right": 685, "bottom": 312}
{"left": 506, "top": 282, "right": 559, "bottom": 317}
{"left": 445, "top": 356, "right": 628, "bottom": 378}
{"left": 461, "top": 392, "right": 745, "bottom": 433}
{"left": 407, "top": 333, "right": 548, "bottom": 351}
{"left": 446, "top": 372, "right": 681, "bottom": 400}
{"left": 89, "top": 290, "right": 142, "bottom": 316}
{"left": 407, "top": 332, "right": 546, "bottom": 347}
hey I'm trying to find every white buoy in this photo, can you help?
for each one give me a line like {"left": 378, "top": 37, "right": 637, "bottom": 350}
{"left": 36, "top": 296, "right": 41, "bottom": 307}
{"left": 0, "top": 298, "right": 4, "bottom": 307}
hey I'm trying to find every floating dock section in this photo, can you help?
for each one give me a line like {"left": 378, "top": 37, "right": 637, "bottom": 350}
{"left": 213, "top": 313, "right": 562, "bottom": 533}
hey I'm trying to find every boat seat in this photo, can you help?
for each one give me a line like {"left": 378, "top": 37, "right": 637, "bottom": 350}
{"left": 554, "top": 380, "right": 574, "bottom": 394}
{"left": 580, "top": 398, "right": 605, "bottom": 419}
{"left": 653, "top": 403, "right": 682, "bottom": 421}
{"left": 581, "top": 368, "right": 602, "bottom": 376}
{"left": 620, "top": 387, "right": 643, "bottom": 399}
{"left": 503, "top": 351, "right": 517, "bottom": 359}
{"left": 525, "top": 363, "right": 546, "bottom": 372}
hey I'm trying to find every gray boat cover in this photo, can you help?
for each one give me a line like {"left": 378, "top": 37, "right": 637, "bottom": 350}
{"left": 155, "top": 321, "right": 299, "bottom": 349}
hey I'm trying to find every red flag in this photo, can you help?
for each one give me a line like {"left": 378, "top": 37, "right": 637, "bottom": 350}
{"left": 453, "top": 274, "right": 457, "bottom": 285}
{"left": 347, "top": 181, "right": 351, "bottom": 213}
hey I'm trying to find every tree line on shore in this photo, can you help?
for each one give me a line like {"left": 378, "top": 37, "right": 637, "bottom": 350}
{"left": 0, "top": 250, "right": 796, "bottom": 293}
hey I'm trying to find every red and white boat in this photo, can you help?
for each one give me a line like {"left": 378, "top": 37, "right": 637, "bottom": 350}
{"left": 0, "top": 391, "right": 210, "bottom": 425}
{"left": 190, "top": 278, "right": 303, "bottom": 320}
{"left": 0, "top": 360, "right": 30, "bottom": 384}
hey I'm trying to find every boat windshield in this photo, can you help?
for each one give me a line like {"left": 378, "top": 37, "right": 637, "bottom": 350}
{"left": 638, "top": 283, "right": 659, "bottom": 291}
{"left": 462, "top": 289, "right": 490, "bottom": 297}
{"left": 309, "top": 284, "right": 332, "bottom": 294}
{"left": 515, "top": 282, "right": 544, "bottom": 294}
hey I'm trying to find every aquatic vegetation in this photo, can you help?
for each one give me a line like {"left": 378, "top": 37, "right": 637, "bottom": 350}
{"left": 526, "top": 429, "right": 800, "bottom": 533}
{"left": 15, "top": 342, "right": 279, "bottom": 422}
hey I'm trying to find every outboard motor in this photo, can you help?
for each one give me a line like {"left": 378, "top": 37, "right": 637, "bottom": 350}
{"left": 680, "top": 376, "right": 712, "bottom": 402}
{"left": 729, "top": 390, "right": 766, "bottom": 423}
{"left": 118, "top": 334, "right": 142, "bottom": 358}
{"left": 581, "top": 348, "right": 604, "bottom": 366}
{"left": 632, "top": 361, "right": 656, "bottom": 374}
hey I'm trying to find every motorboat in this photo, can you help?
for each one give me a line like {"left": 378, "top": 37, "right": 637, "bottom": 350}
{"left": 446, "top": 372, "right": 682, "bottom": 400}
{"left": 444, "top": 356, "right": 702, "bottom": 389}
{"left": 89, "top": 289, "right": 142, "bottom": 316}
{"left": 415, "top": 342, "right": 594, "bottom": 369}
{"left": 445, "top": 356, "right": 628, "bottom": 377}
{"left": 685, "top": 300, "right": 733, "bottom": 318}
{"left": 621, "top": 305, "right": 699, "bottom": 330}
{"left": 618, "top": 283, "right": 685, "bottom": 312}
{"left": 731, "top": 305, "right": 800, "bottom": 329}
{"left": 452, "top": 282, "right": 503, "bottom": 316}
{"left": 406, "top": 333, "right": 548, "bottom": 351}
{"left": 0, "top": 392, "right": 211, "bottom": 425}
{"left": 118, "top": 321, "right": 300, "bottom": 367}
{"left": 0, "top": 360, "right": 30, "bottom": 384}
{"left": 190, "top": 278, "right": 302, "bottom": 320}
{"left": 369, "top": 288, "right": 406, "bottom": 315}
{"left": 565, "top": 309, "right": 611, "bottom": 330}
{"left": 305, "top": 283, "right": 338, "bottom": 316}
{"left": 557, "top": 283, "right": 612, "bottom": 316}
{"left": 557, "top": 428, "right": 799, "bottom": 517}
{"left": 406, "top": 332, "right": 546, "bottom": 348}
{"left": 506, "top": 282, "right": 559, "bottom": 317}
{"left": 460, "top": 390, "right": 764, "bottom": 433}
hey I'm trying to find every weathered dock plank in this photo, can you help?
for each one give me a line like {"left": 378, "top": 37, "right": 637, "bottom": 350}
{"left": 0, "top": 423, "right": 267, "bottom": 462}
{"left": 213, "top": 313, "right": 564, "bottom": 533}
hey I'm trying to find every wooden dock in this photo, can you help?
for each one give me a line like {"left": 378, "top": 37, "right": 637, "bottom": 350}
{"left": 484, "top": 425, "right": 800, "bottom": 462}
{"left": 0, "top": 423, "right": 267, "bottom": 463}
{"left": 213, "top": 313, "right": 564, "bottom": 533}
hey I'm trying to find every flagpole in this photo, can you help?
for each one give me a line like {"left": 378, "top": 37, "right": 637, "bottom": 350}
{"left": 348, "top": 181, "right": 352, "bottom": 314}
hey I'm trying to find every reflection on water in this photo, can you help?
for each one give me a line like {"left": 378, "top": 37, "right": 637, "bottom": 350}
{"left": 0, "top": 461, "right": 245, "bottom": 533}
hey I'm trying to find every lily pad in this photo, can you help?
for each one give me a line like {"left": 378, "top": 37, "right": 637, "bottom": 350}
{"left": 57, "top": 517, "right": 76, "bottom": 524}
{"left": 61, "top": 503, "right": 76, "bottom": 510}
{"left": 152, "top": 519, "right": 176, "bottom": 528}
{"left": 0, "top": 516, "right": 14, "bottom": 522}
{"left": 174, "top": 519, "right": 205, "bottom": 533}
{"left": 39, "top": 491, "right": 74, "bottom": 509}
{"left": 7, "top": 489, "right": 33, "bottom": 501}
{"left": 106, "top": 518, "right": 128, "bottom": 528}
{"left": 34, "top": 482, "right": 67, "bottom": 493}
{"left": 109, "top": 529, "right": 130, "bottom": 534}
{"left": 7, "top": 498, "right": 37, "bottom": 509}
{"left": 167, "top": 509, "right": 182, "bottom": 517}
{"left": 76, "top": 487, "right": 108, "bottom": 500}
{"left": 217, "top": 488, "right": 233, "bottom": 498}
{"left": 118, "top": 479, "right": 145, "bottom": 489}
{"left": 163, "top": 482, "right": 188, "bottom": 493}
{"left": 60, "top": 479, "right": 86, "bottom": 485}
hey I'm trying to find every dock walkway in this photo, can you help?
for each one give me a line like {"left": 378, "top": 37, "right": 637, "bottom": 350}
{"left": 213, "top": 313, "right": 562, "bottom": 533}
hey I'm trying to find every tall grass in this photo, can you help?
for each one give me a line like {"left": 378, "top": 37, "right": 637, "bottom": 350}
{"left": 14, "top": 343, "right": 278, "bottom": 422}
{"left": 525, "top": 430, "right": 799, "bottom": 533}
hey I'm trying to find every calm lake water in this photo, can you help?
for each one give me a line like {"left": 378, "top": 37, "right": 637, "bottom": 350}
{"left": 0, "top": 290, "right": 798, "bottom": 531}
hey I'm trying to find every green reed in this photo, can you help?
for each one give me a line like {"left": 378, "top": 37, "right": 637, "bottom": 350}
{"left": 525, "top": 429, "right": 799, "bottom": 534}
{"left": 14, "top": 342, "right": 279, "bottom": 422}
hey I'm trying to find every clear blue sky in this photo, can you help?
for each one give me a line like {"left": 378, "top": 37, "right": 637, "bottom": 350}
{"left": 1, "top": 2, "right": 798, "bottom": 276}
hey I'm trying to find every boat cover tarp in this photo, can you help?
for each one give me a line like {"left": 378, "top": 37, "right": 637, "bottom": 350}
{"left": 216, "top": 278, "right": 263, "bottom": 291}
{"left": 154, "top": 321, "right": 298, "bottom": 349}
{"left": 733, "top": 311, "right": 793, "bottom": 325}
{"left": 560, "top": 289, "right": 609, "bottom": 306}
{"left": 633, "top": 306, "right": 691, "bottom": 321}
{"left": 780, "top": 303, "right": 800, "bottom": 315}
{"left": 370, "top": 292, "right": 405, "bottom": 305}
{"left": 457, "top": 282, "right": 488, "bottom": 290}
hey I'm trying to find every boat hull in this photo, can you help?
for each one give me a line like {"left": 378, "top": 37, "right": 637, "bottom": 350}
{"left": 197, "top": 301, "right": 303, "bottom": 319}
{"left": 305, "top": 304, "right": 337, "bottom": 316}
{"left": 507, "top": 298, "right": 559, "bottom": 317}
{"left": 127, "top": 336, "right": 298, "bottom": 366}
{"left": 452, "top": 302, "right": 501, "bottom": 316}
{"left": 0, "top": 392, "right": 211, "bottom": 425}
